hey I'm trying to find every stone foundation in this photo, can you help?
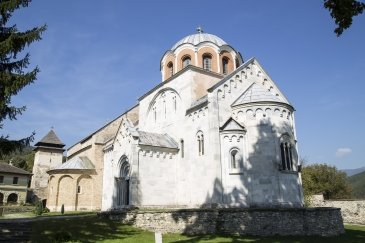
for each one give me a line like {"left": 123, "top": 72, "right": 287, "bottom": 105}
{"left": 100, "top": 207, "right": 344, "bottom": 236}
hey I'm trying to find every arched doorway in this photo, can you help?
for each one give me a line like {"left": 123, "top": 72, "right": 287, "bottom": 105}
{"left": 7, "top": 193, "right": 18, "bottom": 204}
{"left": 116, "top": 158, "right": 130, "bottom": 206}
{"left": 0, "top": 192, "right": 4, "bottom": 205}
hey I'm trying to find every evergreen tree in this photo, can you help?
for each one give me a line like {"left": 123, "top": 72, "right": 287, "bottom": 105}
{"left": 0, "top": 0, "right": 46, "bottom": 159}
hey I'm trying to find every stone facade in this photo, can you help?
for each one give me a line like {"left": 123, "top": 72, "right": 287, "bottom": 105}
{"left": 100, "top": 208, "right": 344, "bottom": 236}
{"left": 30, "top": 130, "right": 65, "bottom": 201}
{"left": 102, "top": 31, "right": 304, "bottom": 210}
{"left": 0, "top": 163, "right": 32, "bottom": 205}
{"left": 46, "top": 106, "right": 139, "bottom": 212}
{"left": 311, "top": 194, "right": 365, "bottom": 225}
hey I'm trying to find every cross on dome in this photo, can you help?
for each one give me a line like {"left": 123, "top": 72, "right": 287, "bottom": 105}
{"left": 196, "top": 26, "right": 204, "bottom": 33}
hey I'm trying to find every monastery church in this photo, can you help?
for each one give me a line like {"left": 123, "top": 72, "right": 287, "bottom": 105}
{"left": 31, "top": 29, "right": 304, "bottom": 211}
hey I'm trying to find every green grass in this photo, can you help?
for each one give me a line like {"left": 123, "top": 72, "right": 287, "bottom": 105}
{"left": 31, "top": 215, "right": 154, "bottom": 243}
{"left": 164, "top": 224, "right": 365, "bottom": 243}
{"left": 0, "top": 210, "right": 96, "bottom": 219}
{"left": 29, "top": 215, "right": 365, "bottom": 243}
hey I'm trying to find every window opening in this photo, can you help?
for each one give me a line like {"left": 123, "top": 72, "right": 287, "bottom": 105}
{"left": 13, "top": 177, "right": 18, "bottom": 185}
{"left": 182, "top": 56, "right": 191, "bottom": 68}
{"left": 222, "top": 57, "right": 229, "bottom": 74}
{"left": 203, "top": 54, "right": 212, "bottom": 71}
{"left": 167, "top": 62, "right": 173, "bottom": 77}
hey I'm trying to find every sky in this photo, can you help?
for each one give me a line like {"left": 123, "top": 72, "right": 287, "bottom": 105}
{"left": 3, "top": 1, "right": 365, "bottom": 169}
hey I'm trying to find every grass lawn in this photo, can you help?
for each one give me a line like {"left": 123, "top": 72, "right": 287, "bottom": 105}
{"left": 29, "top": 215, "right": 365, "bottom": 243}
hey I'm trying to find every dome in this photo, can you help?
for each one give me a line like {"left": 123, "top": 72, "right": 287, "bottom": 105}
{"left": 171, "top": 28, "right": 227, "bottom": 50}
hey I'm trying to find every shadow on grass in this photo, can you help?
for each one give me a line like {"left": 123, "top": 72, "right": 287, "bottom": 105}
{"left": 31, "top": 215, "right": 153, "bottom": 243}
{"left": 165, "top": 225, "right": 365, "bottom": 243}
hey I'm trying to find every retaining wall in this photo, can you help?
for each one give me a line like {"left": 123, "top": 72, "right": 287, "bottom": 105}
{"left": 100, "top": 207, "right": 344, "bottom": 236}
{"left": 311, "top": 194, "right": 365, "bottom": 225}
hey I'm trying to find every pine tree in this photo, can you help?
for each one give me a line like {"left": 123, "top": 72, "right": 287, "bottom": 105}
{"left": 0, "top": 0, "right": 46, "bottom": 159}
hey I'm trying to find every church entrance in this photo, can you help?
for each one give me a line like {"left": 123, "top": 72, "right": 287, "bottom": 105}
{"left": 116, "top": 158, "right": 130, "bottom": 206}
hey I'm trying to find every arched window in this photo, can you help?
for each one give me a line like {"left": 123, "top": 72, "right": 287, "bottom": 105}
{"left": 222, "top": 57, "right": 229, "bottom": 74}
{"left": 167, "top": 62, "right": 173, "bottom": 78}
{"left": 182, "top": 56, "right": 191, "bottom": 68}
{"left": 280, "top": 135, "right": 295, "bottom": 171}
{"left": 229, "top": 147, "right": 243, "bottom": 172}
{"left": 197, "top": 131, "right": 204, "bottom": 156}
{"left": 202, "top": 54, "right": 212, "bottom": 71}
{"left": 231, "top": 149, "right": 238, "bottom": 169}
{"left": 235, "top": 57, "right": 240, "bottom": 68}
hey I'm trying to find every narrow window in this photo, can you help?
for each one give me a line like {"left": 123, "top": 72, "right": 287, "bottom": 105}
{"left": 181, "top": 139, "right": 184, "bottom": 158}
{"left": 182, "top": 56, "right": 191, "bottom": 68}
{"left": 289, "top": 145, "right": 294, "bottom": 170}
{"left": 235, "top": 58, "right": 240, "bottom": 68}
{"left": 280, "top": 143, "right": 286, "bottom": 170}
{"left": 201, "top": 134, "right": 204, "bottom": 155}
{"left": 163, "top": 100, "right": 166, "bottom": 118}
{"left": 203, "top": 54, "right": 212, "bottom": 71}
{"left": 231, "top": 149, "right": 238, "bottom": 169}
{"left": 167, "top": 62, "right": 173, "bottom": 77}
{"left": 222, "top": 57, "right": 229, "bottom": 74}
{"left": 197, "top": 131, "right": 204, "bottom": 156}
{"left": 13, "top": 177, "right": 18, "bottom": 185}
{"left": 173, "top": 96, "right": 177, "bottom": 112}
{"left": 77, "top": 185, "right": 81, "bottom": 194}
{"left": 0, "top": 176, "right": 4, "bottom": 183}
{"left": 285, "top": 143, "right": 291, "bottom": 170}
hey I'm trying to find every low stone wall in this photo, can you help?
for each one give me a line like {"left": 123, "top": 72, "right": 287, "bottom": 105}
{"left": 311, "top": 194, "right": 365, "bottom": 225}
{"left": 100, "top": 207, "right": 344, "bottom": 236}
{"left": 0, "top": 206, "right": 34, "bottom": 216}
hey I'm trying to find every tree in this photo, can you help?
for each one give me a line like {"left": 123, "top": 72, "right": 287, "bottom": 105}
{"left": 324, "top": 0, "right": 365, "bottom": 36}
{"left": 0, "top": 0, "right": 46, "bottom": 159}
{"left": 0, "top": 145, "right": 35, "bottom": 171}
{"left": 301, "top": 163, "right": 352, "bottom": 204}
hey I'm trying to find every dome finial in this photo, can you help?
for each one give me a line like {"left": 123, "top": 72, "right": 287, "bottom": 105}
{"left": 196, "top": 26, "right": 204, "bottom": 34}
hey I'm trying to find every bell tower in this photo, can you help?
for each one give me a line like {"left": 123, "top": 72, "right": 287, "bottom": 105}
{"left": 31, "top": 129, "right": 65, "bottom": 201}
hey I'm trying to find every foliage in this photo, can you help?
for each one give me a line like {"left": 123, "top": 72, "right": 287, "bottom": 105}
{"left": 0, "top": 0, "right": 46, "bottom": 158}
{"left": 348, "top": 171, "right": 365, "bottom": 199}
{"left": 34, "top": 201, "right": 43, "bottom": 216}
{"left": 60, "top": 204, "right": 64, "bottom": 215}
{"left": 301, "top": 163, "right": 352, "bottom": 204}
{"left": 0, "top": 145, "right": 35, "bottom": 171}
{"left": 324, "top": 0, "right": 365, "bottom": 36}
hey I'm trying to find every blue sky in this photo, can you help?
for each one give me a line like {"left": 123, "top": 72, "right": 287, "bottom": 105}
{"left": 3, "top": 1, "right": 365, "bottom": 169}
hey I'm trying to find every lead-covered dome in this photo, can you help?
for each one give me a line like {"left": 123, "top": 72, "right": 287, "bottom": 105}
{"left": 171, "top": 32, "right": 227, "bottom": 50}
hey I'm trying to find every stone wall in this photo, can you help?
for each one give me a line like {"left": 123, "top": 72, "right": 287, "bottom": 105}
{"left": 100, "top": 208, "right": 344, "bottom": 236}
{"left": 311, "top": 194, "right": 365, "bottom": 225}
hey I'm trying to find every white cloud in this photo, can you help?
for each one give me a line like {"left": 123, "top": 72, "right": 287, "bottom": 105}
{"left": 335, "top": 148, "right": 352, "bottom": 157}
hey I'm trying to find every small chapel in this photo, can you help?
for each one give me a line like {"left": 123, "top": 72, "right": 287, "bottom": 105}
{"left": 33, "top": 29, "right": 304, "bottom": 211}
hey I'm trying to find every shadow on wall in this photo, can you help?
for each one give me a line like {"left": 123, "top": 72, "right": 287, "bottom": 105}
{"left": 170, "top": 119, "right": 303, "bottom": 235}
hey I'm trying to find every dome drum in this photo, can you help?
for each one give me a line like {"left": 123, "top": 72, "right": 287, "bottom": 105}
{"left": 161, "top": 29, "right": 243, "bottom": 81}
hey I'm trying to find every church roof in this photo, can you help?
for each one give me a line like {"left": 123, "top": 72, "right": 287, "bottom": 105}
{"left": 35, "top": 129, "right": 65, "bottom": 147}
{"left": 0, "top": 162, "right": 32, "bottom": 175}
{"left": 138, "top": 131, "right": 179, "bottom": 149}
{"left": 50, "top": 156, "right": 95, "bottom": 171}
{"left": 171, "top": 31, "right": 227, "bottom": 51}
{"left": 232, "top": 83, "right": 290, "bottom": 106}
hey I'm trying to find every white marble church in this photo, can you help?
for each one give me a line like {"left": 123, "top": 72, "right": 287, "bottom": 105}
{"left": 35, "top": 29, "right": 303, "bottom": 212}
{"left": 100, "top": 29, "right": 304, "bottom": 210}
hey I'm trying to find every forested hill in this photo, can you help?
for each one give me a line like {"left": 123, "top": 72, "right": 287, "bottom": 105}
{"left": 348, "top": 171, "right": 365, "bottom": 199}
